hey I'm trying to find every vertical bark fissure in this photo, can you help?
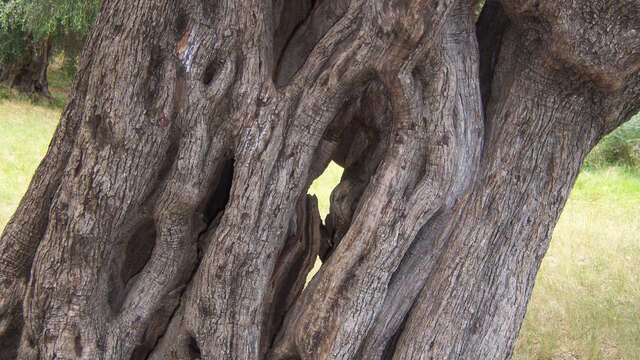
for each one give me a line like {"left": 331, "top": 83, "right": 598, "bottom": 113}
{"left": 12, "top": 0, "right": 240, "bottom": 357}
{"left": 322, "top": 81, "right": 393, "bottom": 261}
{"left": 181, "top": 1, "right": 375, "bottom": 358}
{"left": 476, "top": 0, "right": 510, "bottom": 113}
{"left": 267, "top": 3, "right": 485, "bottom": 359}
{"left": 274, "top": 0, "right": 350, "bottom": 87}
{"left": 261, "top": 194, "right": 328, "bottom": 357}
{"left": 356, "top": 2, "right": 484, "bottom": 356}
{"left": 104, "top": 122, "right": 231, "bottom": 358}
{"left": 181, "top": 1, "right": 454, "bottom": 358}
{"left": 392, "top": 4, "right": 640, "bottom": 354}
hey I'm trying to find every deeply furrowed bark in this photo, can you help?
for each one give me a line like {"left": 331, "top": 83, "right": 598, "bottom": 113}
{"left": 393, "top": 1, "right": 640, "bottom": 358}
{"left": 0, "top": 0, "right": 638, "bottom": 359}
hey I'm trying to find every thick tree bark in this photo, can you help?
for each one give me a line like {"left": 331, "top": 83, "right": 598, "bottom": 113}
{"left": 0, "top": 0, "right": 638, "bottom": 359}
{"left": 10, "top": 35, "right": 53, "bottom": 98}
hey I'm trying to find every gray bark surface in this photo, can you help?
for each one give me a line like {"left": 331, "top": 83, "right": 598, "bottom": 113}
{"left": 0, "top": 0, "right": 638, "bottom": 359}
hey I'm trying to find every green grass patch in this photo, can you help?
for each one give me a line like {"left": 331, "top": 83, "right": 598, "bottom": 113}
{"left": 308, "top": 162, "right": 343, "bottom": 220}
{"left": 0, "top": 98, "right": 59, "bottom": 228}
{"left": 0, "top": 82, "right": 67, "bottom": 109}
{"left": 514, "top": 167, "right": 640, "bottom": 359}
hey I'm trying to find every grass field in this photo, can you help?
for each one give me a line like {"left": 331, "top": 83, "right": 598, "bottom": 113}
{"left": 1, "top": 92, "right": 639, "bottom": 358}
{"left": 514, "top": 167, "right": 640, "bottom": 360}
{"left": 0, "top": 99, "right": 59, "bottom": 227}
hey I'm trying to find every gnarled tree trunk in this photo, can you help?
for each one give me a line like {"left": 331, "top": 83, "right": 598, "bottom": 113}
{"left": 0, "top": 0, "right": 638, "bottom": 359}
{"left": 10, "top": 34, "right": 53, "bottom": 98}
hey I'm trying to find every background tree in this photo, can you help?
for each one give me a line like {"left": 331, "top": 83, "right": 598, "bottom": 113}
{"left": 0, "top": 0, "right": 638, "bottom": 359}
{"left": 0, "top": 0, "right": 99, "bottom": 96}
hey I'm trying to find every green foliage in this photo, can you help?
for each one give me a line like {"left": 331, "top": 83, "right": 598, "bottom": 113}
{"left": 584, "top": 114, "right": 640, "bottom": 169}
{"left": 1, "top": 0, "right": 100, "bottom": 42}
{"left": 23, "top": 0, "right": 101, "bottom": 71}
{"left": 21, "top": 0, "right": 100, "bottom": 41}
{"left": 0, "top": 0, "right": 100, "bottom": 77}
{"left": 0, "top": 0, "right": 28, "bottom": 66}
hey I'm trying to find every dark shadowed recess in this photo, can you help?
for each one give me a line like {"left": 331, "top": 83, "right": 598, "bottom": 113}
{"left": 273, "top": 0, "right": 349, "bottom": 87}
{"left": 123, "top": 157, "right": 236, "bottom": 360}
{"left": 262, "top": 78, "right": 393, "bottom": 354}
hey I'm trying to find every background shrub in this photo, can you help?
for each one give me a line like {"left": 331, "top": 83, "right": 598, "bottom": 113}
{"left": 584, "top": 114, "right": 640, "bottom": 169}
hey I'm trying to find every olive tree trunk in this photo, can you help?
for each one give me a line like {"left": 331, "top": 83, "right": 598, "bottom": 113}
{"left": 10, "top": 34, "right": 53, "bottom": 98}
{"left": 0, "top": 0, "right": 638, "bottom": 359}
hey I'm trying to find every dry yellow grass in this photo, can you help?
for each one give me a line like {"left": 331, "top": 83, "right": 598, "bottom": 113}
{"left": 514, "top": 167, "right": 640, "bottom": 359}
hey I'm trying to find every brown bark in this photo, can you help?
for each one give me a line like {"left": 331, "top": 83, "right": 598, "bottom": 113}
{"left": 0, "top": 0, "right": 638, "bottom": 359}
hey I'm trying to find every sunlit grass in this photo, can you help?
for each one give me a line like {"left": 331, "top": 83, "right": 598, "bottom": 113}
{"left": 308, "top": 162, "right": 343, "bottom": 220}
{"left": 514, "top": 167, "right": 640, "bottom": 359}
{"left": 305, "top": 162, "right": 343, "bottom": 284}
{"left": 0, "top": 99, "right": 60, "bottom": 229}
